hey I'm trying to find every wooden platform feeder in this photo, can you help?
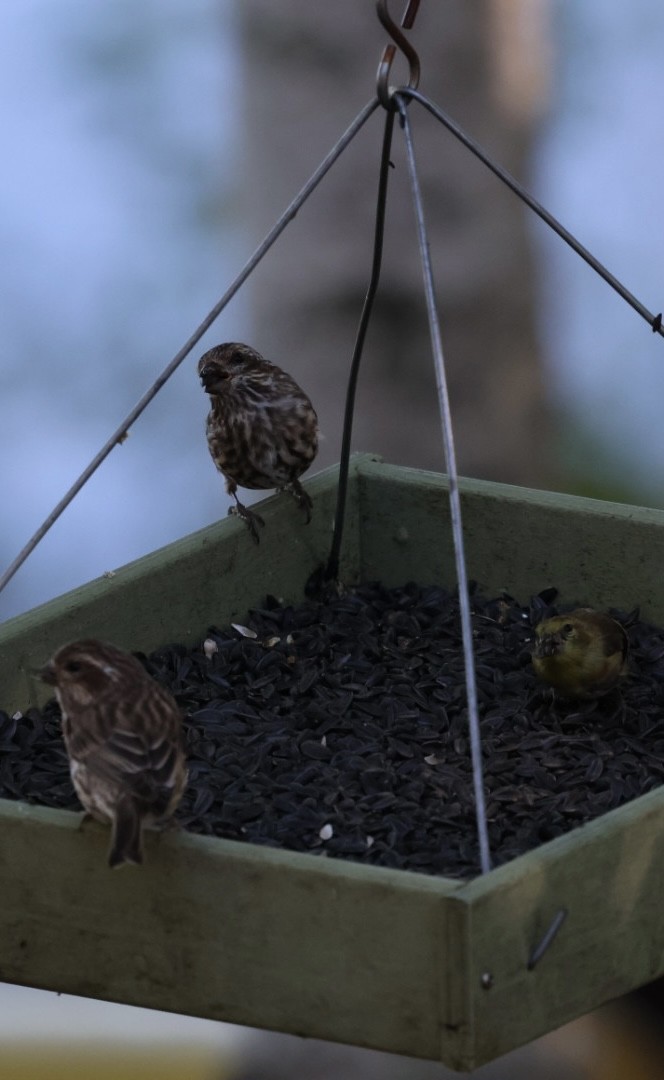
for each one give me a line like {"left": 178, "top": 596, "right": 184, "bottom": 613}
{"left": 0, "top": 454, "right": 662, "bottom": 1072}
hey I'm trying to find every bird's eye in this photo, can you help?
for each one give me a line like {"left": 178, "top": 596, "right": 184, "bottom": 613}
{"left": 64, "top": 660, "right": 82, "bottom": 674}
{"left": 562, "top": 623, "right": 574, "bottom": 636}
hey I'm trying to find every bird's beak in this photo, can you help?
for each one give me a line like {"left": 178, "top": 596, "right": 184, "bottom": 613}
{"left": 533, "top": 636, "right": 560, "bottom": 659}
{"left": 199, "top": 365, "right": 228, "bottom": 393}
{"left": 39, "top": 663, "right": 57, "bottom": 685}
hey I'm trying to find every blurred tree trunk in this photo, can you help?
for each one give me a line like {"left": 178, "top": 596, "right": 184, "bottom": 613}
{"left": 237, "top": 0, "right": 555, "bottom": 486}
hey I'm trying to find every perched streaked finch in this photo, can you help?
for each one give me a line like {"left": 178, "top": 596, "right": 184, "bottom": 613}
{"left": 532, "top": 608, "right": 629, "bottom": 699}
{"left": 198, "top": 342, "right": 319, "bottom": 542}
{"left": 41, "top": 639, "right": 187, "bottom": 868}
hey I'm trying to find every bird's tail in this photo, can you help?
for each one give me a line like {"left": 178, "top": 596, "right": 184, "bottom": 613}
{"left": 109, "top": 798, "right": 143, "bottom": 868}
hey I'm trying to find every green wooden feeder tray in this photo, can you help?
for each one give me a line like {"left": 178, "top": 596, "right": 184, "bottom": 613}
{"left": 0, "top": 454, "right": 662, "bottom": 1071}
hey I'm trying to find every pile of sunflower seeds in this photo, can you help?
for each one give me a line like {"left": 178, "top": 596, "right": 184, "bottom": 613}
{"left": 1, "top": 581, "right": 662, "bottom": 879}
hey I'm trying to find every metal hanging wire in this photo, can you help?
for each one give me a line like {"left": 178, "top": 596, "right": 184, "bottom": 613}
{"left": 401, "top": 87, "right": 664, "bottom": 337}
{"left": 318, "top": 0, "right": 491, "bottom": 873}
{"left": 1, "top": 7, "right": 661, "bottom": 605}
{"left": 0, "top": 97, "right": 380, "bottom": 601}
{"left": 395, "top": 91, "right": 491, "bottom": 874}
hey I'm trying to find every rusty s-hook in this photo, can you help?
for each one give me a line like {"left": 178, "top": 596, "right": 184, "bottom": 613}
{"left": 376, "top": 0, "right": 421, "bottom": 109}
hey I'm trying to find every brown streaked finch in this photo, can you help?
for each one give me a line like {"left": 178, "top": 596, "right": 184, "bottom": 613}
{"left": 198, "top": 342, "right": 319, "bottom": 542}
{"left": 40, "top": 639, "right": 187, "bottom": 868}
{"left": 532, "top": 609, "right": 629, "bottom": 699}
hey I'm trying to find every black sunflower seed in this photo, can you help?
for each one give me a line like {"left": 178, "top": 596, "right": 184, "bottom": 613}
{"left": 4, "top": 581, "right": 663, "bottom": 880}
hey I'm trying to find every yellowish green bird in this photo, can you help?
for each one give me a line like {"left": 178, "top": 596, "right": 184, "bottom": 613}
{"left": 531, "top": 608, "right": 629, "bottom": 699}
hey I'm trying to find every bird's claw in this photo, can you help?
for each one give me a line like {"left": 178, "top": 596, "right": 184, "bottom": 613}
{"left": 228, "top": 503, "right": 265, "bottom": 544}
{"left": 279, "top": 482, "right": 313, "bottom": 523}
{"left": 78, "top": 811, "right": 99, "bottom": 833}
{"left": 300, "top": 493, "right": 313, "bottom": 525}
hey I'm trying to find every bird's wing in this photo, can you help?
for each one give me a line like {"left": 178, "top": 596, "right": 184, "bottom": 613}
{"left": 66, "top": 695, "right": 182, "bottom": 802}
{"left": 600, "top": 618, "right": 630, "bottom": 661}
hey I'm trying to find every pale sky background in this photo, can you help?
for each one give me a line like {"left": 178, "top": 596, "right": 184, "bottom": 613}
{"left": 0, "top": 0, "right": 248, "bottom": 621}
{"left": 533, "top": 1, "right": 664, "bottom": 485}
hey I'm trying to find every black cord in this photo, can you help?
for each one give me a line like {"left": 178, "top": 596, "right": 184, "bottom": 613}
{"left": 310, "top": 107, "right": 396, "bottom": 592}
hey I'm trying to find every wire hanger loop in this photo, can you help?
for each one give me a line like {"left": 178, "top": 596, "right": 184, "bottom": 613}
{"left": 376, "top": 0, "right": 421, "bottom": 108}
